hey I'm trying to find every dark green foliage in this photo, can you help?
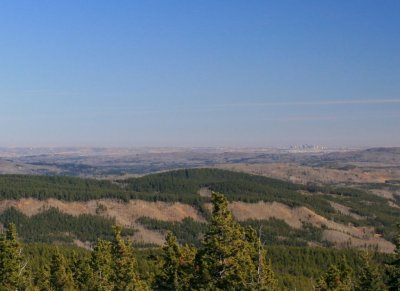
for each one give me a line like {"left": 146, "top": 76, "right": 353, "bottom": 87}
{"left": 244, "top": 226, "right": 278, "bottom": 290}
{"left": 394, "top": 194, "right": 400, "bottom": 204}
{"left": 242, "top": 218, "right": 327, "bottom": 247}
{"left": 70, "top": 252, "right": 95, "bottom": 291}
{"left": 21, "top": 242, "right": 393, "bottom": 291}
{"left": 137, "top": 217, "right": 207, "bottom": 246}
{"left": 0, "top": 218, "right": 397, "bottom": 291}
{"left": 34, "top": 264, "right": 51, "bottom": 291}
{"left": 267, "top": 246, "right": 391, "bottom": 290}
{"left": 0, "top": 223, "right": 31, "bottom": 290}
{"left": 25, "top": 228, "right": 148, "bottom": 290}
{"left": 0, "top": 174, "right": 127, "bottom": 201}
{"left": 386, "top": 224, "right": 400, "bottom": 291}
{"left": 356, "top": 252, "right": 386, "bottom": 291}
{"left": 25, "top": 243, "right": 89, "bottom": 271}
{"left": 153, "top": 232, "right": 196, "bottom": 291}
{"left": 90, "top": 239, "right": 113, "bottom": 290}
{"left": 110, "top": 225, "right": 149, "bottom": 290}
{"left": 195, "top": 192, "right": 277, "bottom": 290}
{"left": 316, "top": 256, "right": 354, "bottom": 291}
{"left": 50, "top": 250, "right": 75, "bottom": 290}
{"left": 0, "top": 207, "right": 135, "bottom": 244}
{"left": 125, "top": 169, "right": 335, "bottom": 214}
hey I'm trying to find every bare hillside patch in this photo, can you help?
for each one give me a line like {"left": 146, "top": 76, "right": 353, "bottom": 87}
{"left": 228, "top": 201, "right": 304, "bottom": 229}
{"left": 221, "top": 201, "right": 394, "bottom": 253}
{"left": 388, "top": 201, "right": 400, "bottom": 209}
{"left": 329, "top": 201, "right": 364, "bottom": 220}
{"left": 322, "top": 230, "right": 395, "bottom": 253}
{"left": 371, "top": 189, "right": 395, "bottom": 200}
{"left": 198, "top": 187, "right": 212, "bottom": 197}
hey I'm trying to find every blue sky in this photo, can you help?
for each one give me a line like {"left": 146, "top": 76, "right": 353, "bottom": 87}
{"left": 0, "top": 1, "right": 399, "bottom": 148}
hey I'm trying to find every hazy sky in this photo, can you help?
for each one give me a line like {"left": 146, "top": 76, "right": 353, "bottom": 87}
{"left": 0, "top": 1, "right": 399, "bottom": 148}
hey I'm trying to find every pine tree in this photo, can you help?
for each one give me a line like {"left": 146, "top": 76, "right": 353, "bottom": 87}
{"left": 386, "top": 223, "right": 400, "bottom": 291}
{"left": 196, "top": 192, "right": 262, "bottom": 290}
{"left": 0, "top": 223, "right": 31, "bottom": 290}
{"left": 356, "top": 252, "right": 385, "bottom": 291}
{"left": 316, "top": 256, "right": 354, "bottom": 291}
{"left": 245, "top": 227, "right": 277, "bottom": 290}
{"left": 178, "top": 243, "right": 197, "bottom": 289}
{"left": 49, "top": 250, "right": 75, "bottom": 291}
{"left": 33, "top": 265, "right": 52, "bottom": 291}
{"left": 91, "top": 239, "right": 114, "bottom": 291}
{"left": 70, "top": 252, "right": 94, "bottom": 291}
{"left": 153, "top": 231, "right": 196, "bottom": 291}
{"left": 111, "top": 225, "right": 148, "bottom": 291}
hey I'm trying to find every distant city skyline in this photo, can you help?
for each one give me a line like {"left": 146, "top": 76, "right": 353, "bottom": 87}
{"left": 1, "top": 1, "right": 399, "bottom": 148}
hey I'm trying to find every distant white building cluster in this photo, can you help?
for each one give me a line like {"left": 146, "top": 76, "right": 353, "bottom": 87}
{"left": 288, "top": 144, "right": 328, "bottom": 153}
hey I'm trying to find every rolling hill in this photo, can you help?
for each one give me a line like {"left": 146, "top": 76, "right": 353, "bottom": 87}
{"left": 0, "top": 168, "right": 398, "bottom": 253}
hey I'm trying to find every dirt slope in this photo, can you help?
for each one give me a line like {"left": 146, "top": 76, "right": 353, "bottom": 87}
{"left": 204, "top": 201, "right": 394, "bottom": 252}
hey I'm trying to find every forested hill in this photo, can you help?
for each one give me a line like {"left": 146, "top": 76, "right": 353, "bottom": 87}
{"left": 0, "top": 168, "right": 381, "bottom": 204}
{"left": 0, "top": 168, "right": 399, "bottom": 250}
{"left": 0, "top": 168, "right": 303, "bottom": 202}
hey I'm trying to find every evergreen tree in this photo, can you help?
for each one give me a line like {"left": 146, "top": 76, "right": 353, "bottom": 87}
{"left": 91, "top": 239, "right": 113, "bottom": 291}
{"left": 0, "top": 223, "right": 31, "bottom": 290}
{"left": 111, "top": 225, "right": 148, "bottom": 291}
{"left": 386, "top": 223, "right": 400, "bottom": 291}
{"left": 178, "top": 243, "right": 197, "bottom": 289}
{"left": 316, "top": 256, "right": 354, "bottom": 291}
{"left": 245, "top": 227, "right": 277, "bottom": 290}
{"left": 153, "top": 231, "right": 196, "bottom": 290}
{"left": 33, "top": 265, "right": 51, "bottom": 291}
{"left": 49, "top": 250, "right": 75, "bottom": 291}
{"left": 70, "top": 252, "right": 94, "bottom": 291}
{"left": 196, "top": 192, "right": 266, "bottom": 290}
{"left": 356, "top": 252, "right": 385, "bottom": 291}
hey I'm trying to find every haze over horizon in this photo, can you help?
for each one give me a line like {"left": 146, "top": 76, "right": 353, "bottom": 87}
{"left": 1, "top": 1, "right": 399, "bottom": 148}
